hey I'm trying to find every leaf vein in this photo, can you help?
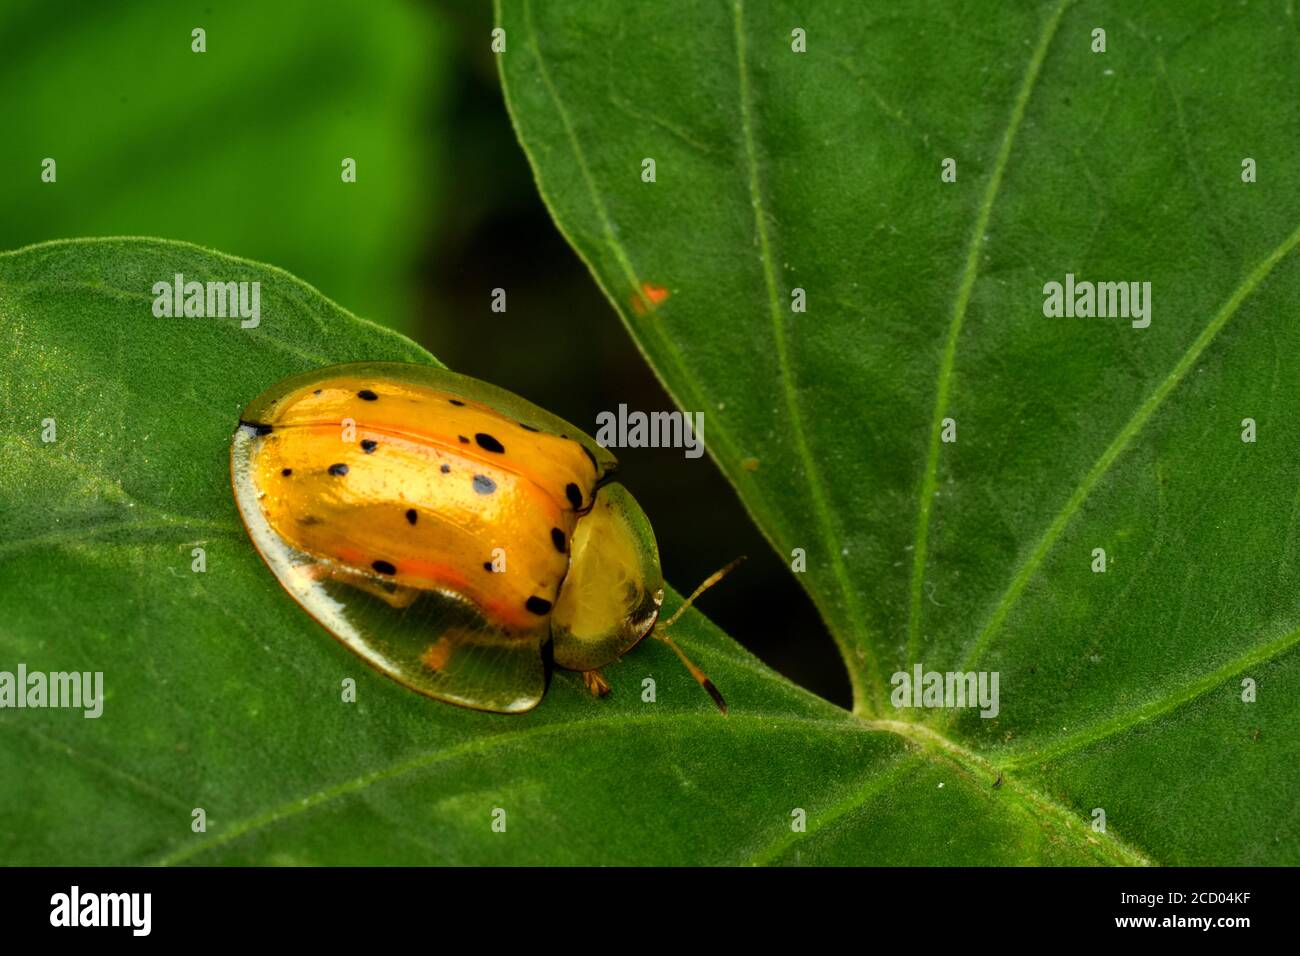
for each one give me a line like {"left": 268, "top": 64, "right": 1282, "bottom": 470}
{"left": 154, "top": 711, "right": 869, "bottom": 865}
{"left": 732, "top": 0, "right": 882, "bottom": 713}
{"left": 1003, "top": 622, "right": 1300, "bottom": 771}
{"left": 958, "top": 218, "right": 1300, "bottom": 673}
{"left": 744, "top": 753, "right": 923, "bottom": 865}
{"left": 505, "top": 0, "right": 864, "bottom": 703}
{"left": 859, "top": 719, "right": 1152, "bottom": 865}
{"left": 907, "top": 0, "right": 1075, "bottom": 668}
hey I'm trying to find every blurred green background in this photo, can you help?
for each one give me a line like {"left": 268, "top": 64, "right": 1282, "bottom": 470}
{"left": 0, "top": 0, "right": 847, "bottom": 705}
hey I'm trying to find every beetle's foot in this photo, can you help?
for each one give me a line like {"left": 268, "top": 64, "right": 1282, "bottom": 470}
{"left": 582, "top": 669, "right": 611, "bottom": 697}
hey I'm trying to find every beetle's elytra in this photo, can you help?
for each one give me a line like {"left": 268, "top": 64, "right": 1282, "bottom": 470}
{"left": 231, "top": 361, "right": 727, "bottom": 714}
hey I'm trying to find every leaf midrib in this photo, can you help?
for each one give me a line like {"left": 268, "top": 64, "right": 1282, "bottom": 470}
{"left": 503, "top": 0, "right": 883, "bottom": 711}
{"left": 731, "top": 0, "right": 881, "bottom": 713}
{"left": 907, "top": 0, "right": 1075, "bottom": 669}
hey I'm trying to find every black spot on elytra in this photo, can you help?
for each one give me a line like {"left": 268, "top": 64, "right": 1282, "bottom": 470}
{"left": 458, "top": 435, "right": 469, "bottom": 444}
{"left": 483, "top": 561, "right": 495, "bottom": 572}
{"left": 281, "top": 468, "right": 293, "bottom": 476}
{"left": 551, "top": 528, "right": 566, "bottom": 553}
{"left": 565, "top": 483, "right": 583, "bottom": 509}
{"left": 405, "top": 509, "right": 417, "bottom": 525}
{"left": 372, "top": 560, "right": 396, "bottom": 575}
{"left": 313, "top": 389, "right": 322, "bottom": 395}
{"left": 449, "top": 399, "right": 465, "bottom": 406}
{"left": 357, "top": 389, "right": 378, "bottom": 401}
{"left": 361, "top": 439, "right": 377, "bottom": 453}
{"left": 526, "top": 596, "right": 552, "bottom": 615}
{"left": 473, "top": 474, "right": 497, "bottom": 495}
{"left": 440, "top": 463, "right": 451, "bottom": 474}
{"left": 328, "top": 463, "right": 349, "bottom": 476}
{"left": 475, "top": 433, "right": 505, "bottom": 453}
{"left": 519, "top": 421, "right": 540, "bottom": 432}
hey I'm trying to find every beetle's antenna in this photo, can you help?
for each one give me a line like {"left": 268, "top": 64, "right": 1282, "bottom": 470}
{"left": 655, "top": 556, "right": 746, "bottom": 715}
{"left": 659, "top": 556, "right": 746, "bottom": 630}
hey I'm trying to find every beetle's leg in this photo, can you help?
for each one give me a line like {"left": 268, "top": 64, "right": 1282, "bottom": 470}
{"left": 581, "top": 669, "right": 611, "bottom": 697}
{"left": 421, "top": 637, "right": 453, "bottom": 672}
{"left": 296, "top": 562, "right": 420, "bottom": 609}
{"left": 354, "top": 579, "right": 421, "bottom": 609}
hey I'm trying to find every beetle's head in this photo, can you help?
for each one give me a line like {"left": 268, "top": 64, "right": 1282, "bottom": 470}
{"left": 550, "top": 482, "right": 662, "bottom": 671}
{"left": 550, "top": 483, "right": 738, "bottom": 714}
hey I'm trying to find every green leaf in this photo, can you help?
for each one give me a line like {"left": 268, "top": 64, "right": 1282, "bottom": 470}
{"left": 496, "top": 0, "right": 1300, "bottom": 865}
{"left": 0, "top": 0, "right": 446, "bottom": 330}
{"left": 3, "top": 237, "right": 1030, "bottom": 867}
